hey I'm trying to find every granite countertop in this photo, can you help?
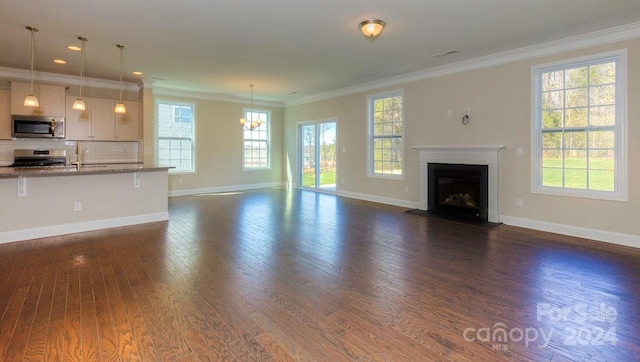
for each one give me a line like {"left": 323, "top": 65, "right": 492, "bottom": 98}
{"left": 0, "top": 163, "right": 172, "bottom": 178}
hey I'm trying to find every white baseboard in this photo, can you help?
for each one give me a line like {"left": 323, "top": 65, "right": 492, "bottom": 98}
{"left": 334, "top": 190, "right": 640, "bottom": 249}
{"left": 500, "top": 215, "right": 640, "bottom": 249}
{"left": 338, "top": 190, "right": 420, "bottom": 209}
{"left": 168, "top": 182, "right": 286, "bottom": 197}
{"left": 0, "top": 212, "right": 169, "bottom": 245}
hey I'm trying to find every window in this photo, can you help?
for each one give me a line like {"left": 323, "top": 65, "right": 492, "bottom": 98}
{"left": 243, "top": 109, "right": 270, "bottom": 169}
{"left": 156, "top": 100, "right": 195, "bottom": 173}
{"left": 532, "top": 50, "right": 627, "bottom": 200}
{"left": 367, "top": 90, "right": 404, "bottom": 178}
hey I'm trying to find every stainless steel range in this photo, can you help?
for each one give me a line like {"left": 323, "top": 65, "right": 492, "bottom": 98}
{"left": 10, "top": 149, "right": 67, "bottom": 168}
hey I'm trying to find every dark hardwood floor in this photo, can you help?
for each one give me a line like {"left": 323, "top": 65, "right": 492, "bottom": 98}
{"left": 1, "top": 188, "right": 639, "bottom": 361}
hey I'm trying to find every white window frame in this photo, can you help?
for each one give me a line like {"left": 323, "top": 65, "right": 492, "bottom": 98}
{"left": 366, "top": 89, "right": 405, "bottom": 180}
{"left": 242, "top": 108, "right": 270, "bottom": 171}
{"left": 530, "top": 50, "right": 628, "bottom": 201}
{"left": 155, "top": 99, "right": 196, "bottom": 175}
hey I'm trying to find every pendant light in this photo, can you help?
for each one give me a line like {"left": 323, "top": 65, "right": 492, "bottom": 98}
{"left": 114, "top": 44, "right": 126, "bottom": 114}
{"left": 239, "top": 84, "right": 262, "bottom": 130}
{"left": 72, "top": 36, "right": 88, "bottom": 111}
{"left": 24, "top": 26, "right": 40, "bottom": 107}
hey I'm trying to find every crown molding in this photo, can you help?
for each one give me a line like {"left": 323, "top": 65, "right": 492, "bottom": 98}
{"left": 285, "top": 21, "right": 640, "bottom": 107}
{"left": 0, "top": 66, "right": 140, "bottom": 92}
{"left": 153, "top": 86, "right": 284, "bottom": 107}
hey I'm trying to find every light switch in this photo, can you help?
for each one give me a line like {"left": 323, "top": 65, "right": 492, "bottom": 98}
{"left": 517, "top": 147, "right": 524, "bottom": 156}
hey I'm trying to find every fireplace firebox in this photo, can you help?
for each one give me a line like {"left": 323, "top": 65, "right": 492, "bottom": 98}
{"left": 428, "top": 163, "right": 488, "bottom": 221}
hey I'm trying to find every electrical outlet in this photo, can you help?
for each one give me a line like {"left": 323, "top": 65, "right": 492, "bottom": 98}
{"left": 74, "top": 201, "right": 82, "bottom": 211}
{"left": 17, "top": 176, "right": 27, "bottom": 197}
{"left": 517, "top": 147, "right": 524, "bottom": 156}
{"left": 516, "top": 198, "right": 523, "bottom": 208}
{"left": 447, "top": 110, "right": 452, "bottom": 118}
{"left": 341, "top": 179, "right": 346, "bottom": 185}
{"left": 134, "top": 171, "right": 141, "bottom": 189}
{"left": 404, "top": 186, "right": 409, "bottom": 192}
{"left": 178, "top": 178, "right": 183, "bottom": 184}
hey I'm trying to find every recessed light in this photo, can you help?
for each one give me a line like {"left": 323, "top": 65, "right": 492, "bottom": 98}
{"left": 132, "top": 71, "right": 142, "bottom": 75}
{"left": 67, "top": 45, "right": 81, "bottom": 51}
{"left": 53, "top": 59, "right": 66, "bottom": 64}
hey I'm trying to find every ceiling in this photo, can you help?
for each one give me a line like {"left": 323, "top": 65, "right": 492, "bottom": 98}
{"left": 1, "top": 1, "right": 640, "bottom": 103}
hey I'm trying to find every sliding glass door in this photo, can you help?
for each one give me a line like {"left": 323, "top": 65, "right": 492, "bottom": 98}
{"left": 298, "top": 120, "right": 337, "bottom": 191}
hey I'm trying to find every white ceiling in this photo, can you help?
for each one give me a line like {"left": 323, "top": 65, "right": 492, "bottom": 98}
{"left": 1, "top": 1, "right": 640, "bottom": 103}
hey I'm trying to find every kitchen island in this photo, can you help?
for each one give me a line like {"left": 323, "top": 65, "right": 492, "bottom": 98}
{"left": 0, "top": 164, "right": 171, "bottom": 244}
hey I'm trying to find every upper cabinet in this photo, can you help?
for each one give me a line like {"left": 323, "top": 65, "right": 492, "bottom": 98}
{"left": 11, "top": 81, "right": 65, "bottom": 116}
{"left": 115, "top": 100, "right": 140, "bottom": 141}
{"left": 0, "top": 89, "right": 11, "bottom": 139}
{"left": 65, "top": 96, "right": 140, "bottom": 141}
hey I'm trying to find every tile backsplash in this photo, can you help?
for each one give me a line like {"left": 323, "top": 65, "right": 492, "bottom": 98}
{"left": 0, "top": 139, "right": 141, "bottom": 166}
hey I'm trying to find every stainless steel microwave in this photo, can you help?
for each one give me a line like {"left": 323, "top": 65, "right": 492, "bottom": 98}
{"left": 11, "top": 115, "right": 65, "bottom": 138}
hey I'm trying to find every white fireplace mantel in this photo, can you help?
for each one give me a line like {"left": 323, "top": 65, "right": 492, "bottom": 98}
{"left": 412, "top": 145, "right": 505, "bottom": 223}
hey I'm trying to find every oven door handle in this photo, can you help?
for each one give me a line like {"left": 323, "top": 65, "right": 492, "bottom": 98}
{"left": 49, "top": 119, "right": 56, "bottom": 136}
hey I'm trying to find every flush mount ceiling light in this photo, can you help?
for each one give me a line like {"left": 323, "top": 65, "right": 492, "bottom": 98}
{"left": 239, "top": 84, "right": 262, "bottom": 130}
{"left": 359, "top": 19, "right": 385, "bottom": 39}
{"left": 24, "top": 26, "right": 40, "bottom": 107}
{"left": 72, "top": 36, "right": 88, "bottom": 111}
{"left": 114, "top": 44, "right": 126, "bottom": 114}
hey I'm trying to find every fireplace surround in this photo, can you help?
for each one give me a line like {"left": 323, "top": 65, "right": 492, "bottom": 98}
{"left": 413, "top": 146, "right": 505, "bottom": 223}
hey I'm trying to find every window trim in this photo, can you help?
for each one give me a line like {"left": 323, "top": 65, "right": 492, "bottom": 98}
{"left": 242, "top": 107, "right": 271, "bottom": 171}
{"left": 366, "top": 89, "right": 405, "bottom": 180}
{"left": 155, "top": 99, "right": 197, "bottom": 175}
{"left": 530, "top": 49, "right": 628, "bottom": 201}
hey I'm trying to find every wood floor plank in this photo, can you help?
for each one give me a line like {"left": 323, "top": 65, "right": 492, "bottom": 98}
{"left": 3, "top": 263, "right": 49, "bottom": 361}
{"left": 79, "top": 263, "right": 100, "bottom": 361}
{"left": 22, "top": 264, "right": 58, "bottom": 362}
{"left": 110, "top": 259, "right": 159, "bottom": 361}
{"left": 90, "top": 259, "right": 119, "bottom": 361}
{"left": 0, "top": 188, "right": 639, "bottom": 361}
{"left": 128, "top": 256, "right": 197, "bottom": 359}
{"left": 43, "top": 261, "right": 69, "bottom": 362}
{"left": 120, "top": 256, "right": 179, "bottom": 360}
{"left": 100, "top": 261, "right": 142, "bottom": 361}
{"left": 62, "top": 265, "right": 82, "bottom": 361}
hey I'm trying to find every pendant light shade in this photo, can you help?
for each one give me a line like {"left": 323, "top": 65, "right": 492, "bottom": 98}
{"left": 24, "top": 26, "right": 40, "bottom": 107}
{"left": 24, "top": 94, "right": 39, "bottom": 107}
{"left": 114, "top": 102, "right": 126, "bottom": 113}
{"left": 114, "top": 44, "right": 126, "bottom": 114}
{"left": 72, "top": 98, "right": 86, "bottom": 111}
{"left": 240, "top": 84, "right": 262, "bottom": 130}
{"left": 72, "top": 36, "right": 88, "bottom": 111}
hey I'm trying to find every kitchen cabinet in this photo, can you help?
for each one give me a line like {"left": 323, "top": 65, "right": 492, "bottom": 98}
{"left": 0, "top": 89, "right": 10, "bottom": 139}
{"left": 115, "top": 100, "right": 140, "bottom": 141}
{"left": 65, "top": 96, "right": 115, "bottom": 140}
{"left": 66, "top": 96, "right": 140, "bottom": 141}
{"left": 11, "top": 82, "right": 65, "bottom": 116}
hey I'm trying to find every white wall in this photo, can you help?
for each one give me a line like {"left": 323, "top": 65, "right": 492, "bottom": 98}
{"left": 141, "top": 91, "right": 285, "bottom": 195}
{"left": 284, "top": 39, "right": 640, "bottom": 246}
